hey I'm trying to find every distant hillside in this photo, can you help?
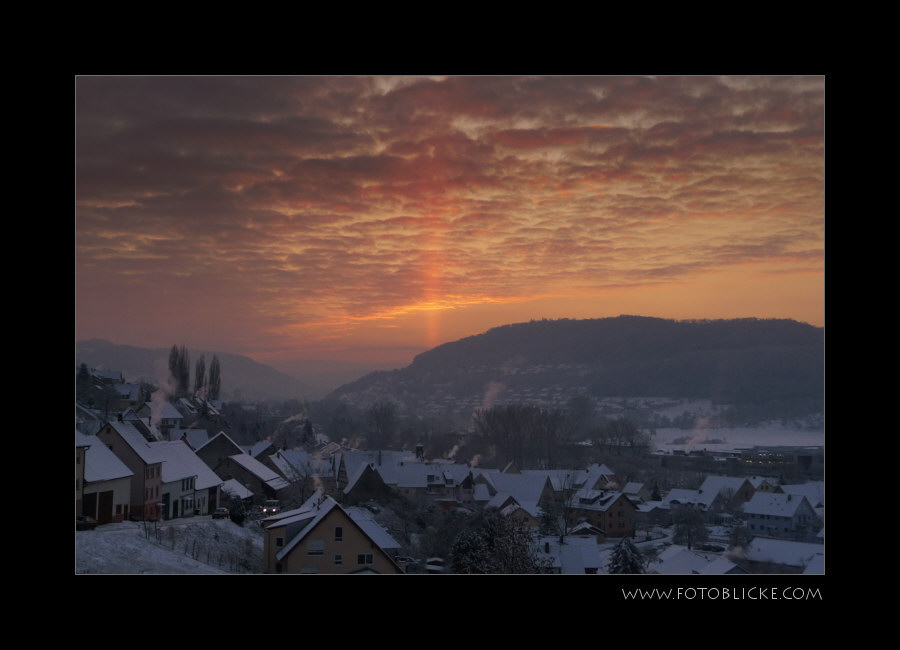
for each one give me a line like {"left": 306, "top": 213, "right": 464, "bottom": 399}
{"left": 75, "top": 339, "right": 327, "bottom": 402}
{"left": 328, "top": 316, "right": 825, "bottom": 422}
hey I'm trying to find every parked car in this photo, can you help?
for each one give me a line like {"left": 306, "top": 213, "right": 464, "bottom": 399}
{"left": 212, "top": 507, "right": 230, "bottom": 519}
{"left": 76, "top": 515, "right": 98, "bottom": 531}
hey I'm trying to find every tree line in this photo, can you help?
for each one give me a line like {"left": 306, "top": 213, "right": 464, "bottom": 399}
{"left": 168, "top": 344, "right": 221, "bottom": 400}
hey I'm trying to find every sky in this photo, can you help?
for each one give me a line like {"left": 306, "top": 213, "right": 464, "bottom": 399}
{"left": 75, "top": 75, "right": 825, "bottom": 373}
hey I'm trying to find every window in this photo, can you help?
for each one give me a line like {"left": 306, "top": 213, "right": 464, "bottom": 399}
{"left": 276, "top": 537, "right": 284, "bottom": 548}
{"left": 334, "top": 554, "right": 343, "bottom": 565}
{"left": 334, "top": 526, "right": 343, "bottom": 542}
{"left": 357, "top": 553, "right": 374, "bottom": 565}
{"left": 307, "top": 540, "right": 325, "bottom": 555}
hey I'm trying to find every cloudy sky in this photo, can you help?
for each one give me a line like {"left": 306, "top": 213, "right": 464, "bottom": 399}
{"left": 75, "top": 75, "right": 825, "bottom": 372}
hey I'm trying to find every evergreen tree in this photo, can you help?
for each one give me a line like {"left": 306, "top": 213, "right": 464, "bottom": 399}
{"left": 194, "top": 354, "right": 206, "bottom": 396}
{"left": 208, "top": 355, "right": 221, "bottom": 400}
{"left": 606, "top": 536, "right": 645, "bottom": 574}
{"left": 177, "top": 345, "right": 190, "bottom": 397}
{"left": 450, "top": 510, "right": 552, "bottom": 574}
{"left": 168, "top": 344, "right": 191, "bottom": 397}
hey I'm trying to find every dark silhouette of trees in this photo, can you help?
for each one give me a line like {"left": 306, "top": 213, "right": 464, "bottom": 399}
{"left": 472, "top": 403, "right": 575, "bottom": 469}
{"left": 366, "top": 400, "right": 399, "bottom": 449}
{"left": 194, "top": 354, "right": 206, "bottom": 397}
{"left": 168, "top": 344, "right": 191, "bottom": 397}
{"left": 607, "top": 536, "right": 645, "bottom": 574}
{"left": 450, "top": 510, "right": 553, "bottom": 574}
{"left": 672, "top": 506, "right": 708, "bottom": 549}
{"left": 207, "top": 355, "right": 221, "bottom": 400}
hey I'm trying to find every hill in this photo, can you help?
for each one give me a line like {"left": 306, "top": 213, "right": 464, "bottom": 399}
{"left": 328, "top": 316, "right": 825, "bottom": 423}
{"left": 75, "top": 339, "right": 327, "bottom": 402}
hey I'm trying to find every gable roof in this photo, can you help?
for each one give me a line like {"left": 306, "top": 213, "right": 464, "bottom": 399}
{"left": 228, "top": 453, "right": 291, "bottom": 491}
{"left": 173, "top": 428, "right": 210, "bottom": 450}
{"left": 269, "top": 493, "right": 401, "bottom": 563}
{"left": 76, "top": 430, "right": 133, "bottom": 482}
{"left": 662, "top": 489, "right": 704, "bottom": 508}
{"left": 779, "top": 481, "right": 825, "bottom": 508}
{"left": 742, "top": 538, "right": 824, "bottom": 568}
{"left": 104, "top": 420, "right": 165, "bottom": 463}
{"left": 221, "top": 478, "right": 254, "bottom": 500}
{"left": 743, "top": 492, "right": 814, "bottom": 517}
{"left": 150, "top": 439, "right": 223, "bottom": 489}
{"left": 698, "top": 476, "right": 751, "bottom": 499}
{"left": 196, "top": 430, "right": 244, "bottom": 455}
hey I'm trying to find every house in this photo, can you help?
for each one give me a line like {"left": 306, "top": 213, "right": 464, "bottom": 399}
{"left": 261, "top": 492, "right": 404, "bottom": 574}
{"left": 220, "top": 479, "right": 254, "bottom": 510}
{"left": 266, "top": 449, "right": 337, "bottom": 493}
{"left": 567, "top": 489, "right": 637, "bottom": 537}
{"left": 648, "top": 545, "right": 747, "bottom": 575}
{"left": 152, "top": 439, "right": 224, "bottom": 519}
{"left": 91, "top": 368, "right": 124, "bottom": 386}
{"left": 696, "top": 476, "right": 756, "bottom": 512}
{"left": 173, "top": 428, "right": 210, "bottom": 451}
{"left": 622, "top": 481, "right": 652, "bottom": 503}
{"left": 746, "top": 475, "right": 780, "bottom": 493}
{"left": 195, "top": 432, "right": 290, "bottom": 504}
{"left": 739, "top": 537, "right": 825, "bottom": 573}
{"left": 96, "top": 420, "right": 165, "bottom": 520}
{"left": 121, "top": 408, "right": 163, "bottom": 441}
{"left": 536, "top": 535, "right": 606, "bottom": 574}
{"left": 113, "top": 383, "right": 142, "bottom": 411}
{"left": 245, "top": 440, "right": 277, "bottom": 460}
{"left": 76, "top": 403, "right": 105, "bottom": 436}
{"left": 577, "top": 463, "right": 620, "bottom": 491}
{"left": 743, "top": 492, "right": 820, "bottom": 541}
{"left": 779, "top": 481, "right": 825, "bottom": 508}
{"left": 136, "top": 401, "right": 184, "bottom": 439}
{"left": 76, "top": 430, "right": 133, "bottom": 524}
{"left": 473, "top": 470, "right": 556, "bottom": 519}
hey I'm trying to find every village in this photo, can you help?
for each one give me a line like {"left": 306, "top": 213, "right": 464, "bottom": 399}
{"left": 75, "top": 367, "right": 825, "bottom": 575}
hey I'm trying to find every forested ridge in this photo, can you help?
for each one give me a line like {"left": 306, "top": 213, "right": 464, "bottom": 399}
{"left": 331, "top": 316, "right": 824, "bottom": 420}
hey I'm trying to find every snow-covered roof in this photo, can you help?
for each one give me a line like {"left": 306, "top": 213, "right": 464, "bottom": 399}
{"left": 477, "top": 471, "right": 549, "bottom": 506}
{"left": 104, "top": 420, "right": 164, "bottom": 462}
{"left": 661, "top": 489, "right": 704, "bottom": 508}
{"left": 246, "top": 440, "right": 274, "bottom": 458}
{"left": 228, "top": 453, "right": 291, "bottom": 491}
{"left": 622, "top": 481, "right": 644, "bottom": 494}
{"left": 536, "top": 536, "right": 606, "bottom": 574}
{"left": 220, "top": 478, "right": 254, "bottom": 500}
{"left": 344, "top": 506, "right": 401, "bottom": 550}
{"left": 780, "top": 481, "right": 825, "bottom": 507}
{"left": 742, "top": 538, "right": 824, "bottom": 568}
{"left": 650, "top": 545, "right": 741, "bottom": 575}
{"left": 151, "top": 439, "right": 223, "bottom": 489}
{"left": 113, "top": 383, "right": 141, "bottom": 400}
{"left": 698, "top": 476, "right": 750, "bottom": 499}
{"left": 76, "top": 430, "right": 133, "bottom": 482}
{"left": 743, "top": 492, "right": 814, "bottom": 517}
{"left": 270, "top": 493, "right": 400, "bottom": 562}
{"left": 157, "top": 401, "right": 184, "bottom": 420}
{"left": 173, "top": 428, "right": 210, "bottom": 450}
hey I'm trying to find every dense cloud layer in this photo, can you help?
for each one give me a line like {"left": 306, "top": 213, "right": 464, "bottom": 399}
{"left": 75, "top": 75, "right": 825, "bottom": 365}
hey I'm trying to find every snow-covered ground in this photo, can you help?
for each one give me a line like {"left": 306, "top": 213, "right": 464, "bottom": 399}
{"left": 652, "top": 425, "right": 824, "bottom": 454}
{"left": 75, "top": 516, "right": 265, "bottom": 575}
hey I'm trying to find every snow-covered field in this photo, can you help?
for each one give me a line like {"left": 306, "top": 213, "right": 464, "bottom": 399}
{"left": 75, "top": 517, "right": 265, "bottom": 575}
{"left": 652, "top": 424, "right": 824, "bottom": 454}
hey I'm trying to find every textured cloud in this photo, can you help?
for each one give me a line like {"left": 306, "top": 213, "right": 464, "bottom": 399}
{"left": 75, "top": 75, "right": 825, "bottom": 364}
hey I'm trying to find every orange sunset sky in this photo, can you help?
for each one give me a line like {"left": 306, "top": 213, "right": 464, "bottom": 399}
{"left": 75, "top": 75, "right": 825, "bottom": 374}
